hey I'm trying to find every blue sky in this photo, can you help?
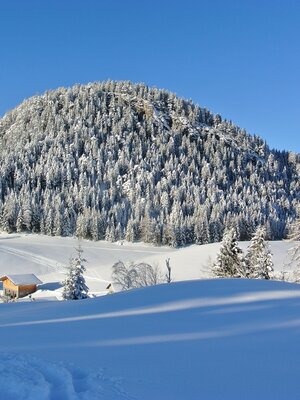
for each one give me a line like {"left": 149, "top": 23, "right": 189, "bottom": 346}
{"left": 0, "top": 0, "right": 299, "bottom": 152}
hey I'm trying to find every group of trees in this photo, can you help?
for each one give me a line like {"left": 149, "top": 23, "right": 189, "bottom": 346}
{"left": 62, "top": 252, "right": 171, "bottom": 298}
{"left": 62, "top": 214, "right": 300, "bottom": 300}
{"left": 111, "top": 261, "right": 166, "bottom": 291}
{"left": 212, "top": 226, "right": 274, "bottom": 279}
{"left": 0, "top": 81, "right": 299, "bottom": 247}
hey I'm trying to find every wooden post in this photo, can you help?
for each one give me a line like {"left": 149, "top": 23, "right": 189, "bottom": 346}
{"left": 165, "top": 258, "right": 171, "bottom": 283}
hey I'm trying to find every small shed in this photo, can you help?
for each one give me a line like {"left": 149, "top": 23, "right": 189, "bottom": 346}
{"left": 105, "top": 283, "right": 114, "bottom": 294}
{"left": 0, "top": 274, "right": 42, "bottom": 299}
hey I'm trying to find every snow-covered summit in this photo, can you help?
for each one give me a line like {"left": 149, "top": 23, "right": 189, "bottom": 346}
{"left": 0, "top": 81, "right": 299, "bottom": 247}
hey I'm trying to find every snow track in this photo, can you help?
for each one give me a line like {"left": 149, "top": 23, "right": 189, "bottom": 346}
{"left": 0, "top": 245, "right": 63, "bottom": 273}
{"left": 0, "top": 354, "right": 134, "bottom": 400}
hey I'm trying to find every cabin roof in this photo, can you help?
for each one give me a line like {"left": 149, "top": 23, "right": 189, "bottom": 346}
{"left": 0, "top": 274, "right": 42, "bottom": 286}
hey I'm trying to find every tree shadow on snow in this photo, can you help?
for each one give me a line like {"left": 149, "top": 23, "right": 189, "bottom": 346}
{"left": 39, "top": 282, "right": 62, "bottom": 291}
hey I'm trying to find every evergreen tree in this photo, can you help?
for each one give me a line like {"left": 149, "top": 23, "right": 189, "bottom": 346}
{"left": 212, "top": 228, "right": 246, "bottom": 278}
{"left": 287, "top": 210, "right": 300, "bottom": 269}
{"left": 125, "top": 218, "right": 137, "bottom": 242}
{"left": 16, "top": 209, "right": 24, "bottom": 233}
{"left": 246, "top": 226, "right": 273, "bottom": 279}
{"left": 62, "top": 245, "right": 89, "bottom": 300}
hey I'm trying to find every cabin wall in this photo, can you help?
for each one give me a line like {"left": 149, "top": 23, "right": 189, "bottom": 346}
{"left": 3, "top": 279, "right": 18, "bottom": 291}
{"left": 3, "top": 279, "right": 18, "bottom": 298}
{"left": 3, "top": 280, "right": 37, "bottom": 298}
{"left": 18, "top": 284, "right": 37, "bottom": 298}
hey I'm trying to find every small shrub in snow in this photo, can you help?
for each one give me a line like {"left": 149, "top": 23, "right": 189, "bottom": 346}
{"left": 112, "top": 261, "right": 165, "bottom": 290}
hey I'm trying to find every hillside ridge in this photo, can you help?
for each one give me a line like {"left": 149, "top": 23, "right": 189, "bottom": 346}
{"left": 0, "top": 81, "right": 299, "bottom": 245}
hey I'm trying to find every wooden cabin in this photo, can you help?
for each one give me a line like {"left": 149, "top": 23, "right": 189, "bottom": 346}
{"left": 0, "top": 274, "right": 42, "bottom": 299}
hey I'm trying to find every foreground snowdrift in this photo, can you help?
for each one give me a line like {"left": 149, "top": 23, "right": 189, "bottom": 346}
{"left": 1, "top": 279, "right": 300, "bottom": 399}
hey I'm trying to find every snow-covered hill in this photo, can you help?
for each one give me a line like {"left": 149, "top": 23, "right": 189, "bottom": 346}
{"left": 1, "top": 81, "right": 299, "bottom": 247}
{"left": 1, "top": 278, "right": 300, "bottom": 399}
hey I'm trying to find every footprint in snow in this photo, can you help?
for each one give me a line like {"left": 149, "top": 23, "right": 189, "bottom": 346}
{"left": 0, "top": 354, "right": 135, "bottom": 400}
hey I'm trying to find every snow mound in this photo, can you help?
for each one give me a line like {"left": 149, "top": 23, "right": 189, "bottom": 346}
{"left": 0, "top": 354, "right": 132, "bottom": 400}
{"left": 1, "top": 279, "right": 300, "bottom": 399}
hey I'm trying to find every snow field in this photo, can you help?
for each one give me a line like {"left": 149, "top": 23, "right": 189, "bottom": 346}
{"left": 0, "top": 354, "right": 132, "bottom": 400}
{"left": 0, "top": 233, "right": 296, "bottom": 292}
{"left": 1, "top": 279, "right": 300, "bottom": 399}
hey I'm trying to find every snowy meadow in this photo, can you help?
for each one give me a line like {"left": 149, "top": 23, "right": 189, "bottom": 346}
{"left": 1, "top": 278, "right": 300, "bottom": 399}
{"left": 0, "top": 233, "right": 299, "bottom": 399}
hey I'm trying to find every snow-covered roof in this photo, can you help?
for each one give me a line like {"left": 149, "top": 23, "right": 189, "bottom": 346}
{"left": 0, "top": 274, "right": 42, "bottom": 286}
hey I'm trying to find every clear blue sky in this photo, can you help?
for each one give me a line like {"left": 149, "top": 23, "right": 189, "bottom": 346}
{"left": 1, "top": 0, "right": 299, "bottom": 152}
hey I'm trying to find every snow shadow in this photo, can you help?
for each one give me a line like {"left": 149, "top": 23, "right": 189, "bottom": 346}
{"left": 84, "top": 316, "right": 300, "bottom": 348}
{"left": 2, "top": 286, "right": 300, "bottom": 328}
{"left": 39, "top": 282, "right": 62, "bottom": 291}
{"left": 0, "top": 235, "right": 21, "bottom": 240}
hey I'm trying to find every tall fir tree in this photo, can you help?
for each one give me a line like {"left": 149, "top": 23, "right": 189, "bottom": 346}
{"left": 246, "top": 226, "right": 273, "bottom": 279}
{"left": 212, "top": 228, "right": 246, "bottom": 278}
{"left": 62, "top": 244, "right": 89, "bottom": 300}
{"left": 287, "top": 210, "right": 300, "bottom": 269}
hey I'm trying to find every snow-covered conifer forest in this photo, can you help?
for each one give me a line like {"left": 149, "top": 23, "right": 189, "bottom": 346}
{"left": 0, "top": 80, "right": 299, "bottom": 246}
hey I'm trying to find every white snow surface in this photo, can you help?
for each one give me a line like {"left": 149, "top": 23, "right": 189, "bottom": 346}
{"left": 0, "top": 233, "right": 172, "bottom": 295}
{"left": 0, "top": 274, "right": 42, "bottom": 285}
{"left": 0, "top": 233, "right": 299, "bottom": 398}
{"left": 1, "top": 279, "right": 300, "bottom": 399}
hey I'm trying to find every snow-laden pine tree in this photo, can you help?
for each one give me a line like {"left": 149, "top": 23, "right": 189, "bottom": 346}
{"left": 62, "top": 245, "right": 89, "bottom": 300}
{"left": 246, "top": 226, "right": 273, "bottom": 279}
{"left": 288, "top": 212, "right": 300, "bottom": 267}
{"left": 286, "top": 210, "right": 300, "bottom": 282}
{"left": 212, "top": 228, "right": 246, "bottom": 278}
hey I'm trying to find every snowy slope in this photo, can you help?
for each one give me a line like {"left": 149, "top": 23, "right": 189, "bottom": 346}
{"left": 0, "top": 233, "right": 296, "bottom": 294}
{"left": 1, "top": 279, "right": 300, "bottom": 399}
{"left": 0, "top": 233, "right": 172, "bottom": 293}
{"left": 141, "top": 240, "right": 297, "bottom": 281}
